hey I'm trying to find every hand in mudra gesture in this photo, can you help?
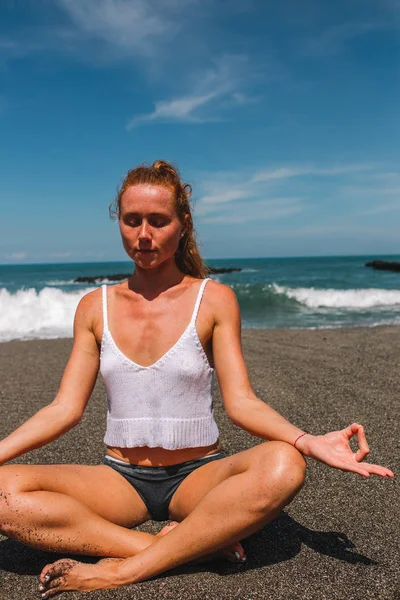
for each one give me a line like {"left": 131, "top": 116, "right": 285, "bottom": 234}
{"left": 297, "top": 423, "right": 394, "bottom": 478}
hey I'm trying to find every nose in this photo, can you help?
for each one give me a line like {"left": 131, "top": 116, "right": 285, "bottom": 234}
{"left": 138, "top": 220, "right": 151, "bottom": 241}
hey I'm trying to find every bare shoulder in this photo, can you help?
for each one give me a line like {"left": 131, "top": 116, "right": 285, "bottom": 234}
{"left": 74, "top": 287, "right": 103, "bottom": 332}
{"left": 203, "top": 279, "right": 240, "bottom": 323}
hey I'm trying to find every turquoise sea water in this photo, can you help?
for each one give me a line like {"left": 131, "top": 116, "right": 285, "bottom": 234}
{"left": 0, "top": 255, "right": 399, "bottom": 341}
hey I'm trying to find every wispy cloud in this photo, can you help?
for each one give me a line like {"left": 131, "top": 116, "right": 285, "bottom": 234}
{"left": 194, "top": 162, "right": 398, "bottom": 225}
{"left": 127, "top": 54, "right": 258, "bottom": 128}
{"left": 47, "top": 251, "right": 74, "bottom": 258}
{"left": 57, "top": 0, "right": 185, "bottom": 58}
{"left": 302, "top": 20, "right": 396, "bottom": 56}
{"left": 0, "top": 0, "right": 202, "bottom": 64}
{"left": 127, "top": 91, "right": 222, "bottom": 128}
{"left": 342, "top": 185, "right": 400, "bottom": 197}
{"left": 359, "top": 201, "right": 399, "bottom": 215}
{"left": 7, "top": 252, "right": 27, "bottom": 260}
{"left": 252, "top": 164, "right": 374, "bottom": 183}
{"left": 200, "top": 198, "right": 305, "bottom": 224}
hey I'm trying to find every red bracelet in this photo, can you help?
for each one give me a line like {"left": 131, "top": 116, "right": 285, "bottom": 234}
{"left": 293, "top": 432, "right": 308, "bottom": 449}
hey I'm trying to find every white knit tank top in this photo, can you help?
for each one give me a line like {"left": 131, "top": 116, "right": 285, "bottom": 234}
{"left": 100, "top": 279, "right": 219, "bottom": 450}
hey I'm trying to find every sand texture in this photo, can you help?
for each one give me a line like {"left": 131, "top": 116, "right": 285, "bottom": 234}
{"left": 0, "top": 327, "right": 399, "bottom": 599}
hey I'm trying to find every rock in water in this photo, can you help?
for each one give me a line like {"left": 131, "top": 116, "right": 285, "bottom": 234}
{"left": 365, "top": 260, "right": 400, "bottom": 272}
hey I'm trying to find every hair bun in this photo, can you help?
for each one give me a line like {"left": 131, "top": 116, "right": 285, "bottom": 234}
{"left": 153, "top": 160, "right": 176, "bottom": 174}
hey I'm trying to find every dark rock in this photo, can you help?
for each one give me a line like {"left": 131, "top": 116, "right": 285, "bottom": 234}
{"left": 74, "top": 267, "right": 242, "bottom": 283}
{"left": 365, "top": 260, "right": 400, "bottom": 272}
{"left": 207, "top": 267, "right": 242, "bottom": 274}
{"left": 75, "top": 274, "right": 131, "bottom": 283}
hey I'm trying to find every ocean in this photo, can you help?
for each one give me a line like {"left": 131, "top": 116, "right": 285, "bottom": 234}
{"left": 0, "top": 255, "right": 399, "bottom": 342}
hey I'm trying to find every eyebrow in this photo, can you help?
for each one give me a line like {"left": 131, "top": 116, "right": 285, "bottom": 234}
{"left": 123, "top": 211, "right": 170, "bottom": 218}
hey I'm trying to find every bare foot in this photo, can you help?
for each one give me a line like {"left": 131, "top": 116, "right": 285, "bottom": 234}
{"left": 39, "top": 558, "right": 126, "bottom": 597}
{"left": 217, "top": 540, "right": 247, "bottom": 564}
{"left": 38, "top": 527, "right": 247, "bottom": 596}
{"left": 157, "top": 521, "right": 180, "bottom": 537}
{"left": 157, "top": 521, "right": 246, "bottom": 564}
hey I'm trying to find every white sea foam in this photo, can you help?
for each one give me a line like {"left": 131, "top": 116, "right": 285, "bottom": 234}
{"left": 44, "top": 279, "right": 78, "bottom": 285}
{"left": 273, "top": 285, "right": 400, "bottom": 309}
{"left": 0, "top": 287, "right": 93, "bottom": 342}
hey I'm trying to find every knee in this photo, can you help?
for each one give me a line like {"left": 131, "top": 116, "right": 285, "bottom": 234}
{"left": 251, "top": 442, "right": 306, "bottom": 511}
{"left": 268, "top": 441, "right": 307, "bottom": 489}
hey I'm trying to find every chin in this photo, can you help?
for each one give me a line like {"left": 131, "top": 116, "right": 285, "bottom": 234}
{"left": 135, "top": 254, "right": 176, "bottom": 270}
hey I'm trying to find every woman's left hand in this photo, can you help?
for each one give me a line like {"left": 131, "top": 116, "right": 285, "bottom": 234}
{"left": 295, "top": 423, "right": 394, "bottom": 478}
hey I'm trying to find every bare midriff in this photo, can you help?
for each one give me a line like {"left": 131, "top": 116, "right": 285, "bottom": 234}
{"left": 106, "top": 441, "right": 221, "bottom": 467}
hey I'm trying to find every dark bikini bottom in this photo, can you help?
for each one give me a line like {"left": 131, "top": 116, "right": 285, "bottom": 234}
{"left": 103, "top": 452, "right": 225, "bottom": 521}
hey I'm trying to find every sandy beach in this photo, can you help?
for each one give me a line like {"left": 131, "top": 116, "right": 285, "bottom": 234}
{"left": 0, "top": 326, "right": 399, "bottom": 600}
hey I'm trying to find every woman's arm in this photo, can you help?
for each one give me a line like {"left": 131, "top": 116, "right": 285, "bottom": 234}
{"left": 211, "top": 283, "right": 305, "bottom": 444}
{"left": 211, "top": 283, "right": 394, "bottom": 478}
{"left": 0, "top": 291, "right": 101, "bottom": 465}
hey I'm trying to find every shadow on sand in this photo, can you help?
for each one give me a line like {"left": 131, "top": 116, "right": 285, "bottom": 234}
{"left": 0, "top": 512, "right": 376, "bottom": 579}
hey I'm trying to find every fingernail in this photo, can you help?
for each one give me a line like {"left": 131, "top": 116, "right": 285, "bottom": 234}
{"left": 39, "top": 584, "right": 44, "bottom": 591}
{"left": 45, "top": 575, "right": 50, "bottom": 582}
{"left": 241, "top": 556, "right": 247, "bottom": 562}
{"left": 42, "top": 594, "right": 47, "bottom": 599}
{"left": 235, "top": 551, "right": 240, "bottom": 560}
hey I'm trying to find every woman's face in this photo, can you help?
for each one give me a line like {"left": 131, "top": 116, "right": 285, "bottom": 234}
{"left": 119, "top": 184, "right": 185, "bottom": 269}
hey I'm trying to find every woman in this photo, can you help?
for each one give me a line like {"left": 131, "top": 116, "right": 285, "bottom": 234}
{"left": 0, "top": 161, "right": 393, "bottom": 597}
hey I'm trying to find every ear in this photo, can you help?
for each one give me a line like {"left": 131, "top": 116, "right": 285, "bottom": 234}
{"left": 180, "top": 214, "right": 190, "bottom": 237}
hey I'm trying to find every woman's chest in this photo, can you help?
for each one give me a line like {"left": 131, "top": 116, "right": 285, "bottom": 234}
{"left": 101, "top": 294, "right": 213, "bottom": 368}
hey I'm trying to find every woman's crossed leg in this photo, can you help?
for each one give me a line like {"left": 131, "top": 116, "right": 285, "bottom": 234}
{"left": 38, "top": 441, "right": 306, "bottom": 596}
{"left": 0, "top": 462, "right": 158, "bottom": 558}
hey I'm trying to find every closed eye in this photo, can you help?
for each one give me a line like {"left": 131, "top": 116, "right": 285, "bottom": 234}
{"left": 149, "top": 217, "right": 170, "bottom": 228}
{"left": 122, "top": 213, "right": 171, "bottom": 228}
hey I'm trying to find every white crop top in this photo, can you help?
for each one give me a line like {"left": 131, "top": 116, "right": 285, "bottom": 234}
{"left": 100, "top": 279, "right": 220, "bottom": 450}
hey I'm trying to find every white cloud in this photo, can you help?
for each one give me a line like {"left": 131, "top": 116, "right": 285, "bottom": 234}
{"left": 2, "top": 3, "right": 261, "bottom": 129}
{"left": 200, "top": 198, "right": 305, "bottom": 223}
{"left": 48, "top": 251, "right": 74, "bottom": 258}
{"left": 302, "top": 20, "right": 396, "bottom": 56}
{"left": 252, "top": 164, "right": 373, "bottom": 183}
{"left": 127, "top": 54, "right": 258, "bottom": 128}
{"left": 7, "top": 252, "right": 27, "bottom": 260}
{"left": 342, "top": 185, "right": 400, "bottom": 197}
{"left": 127, "top": 91, "right": 221, "bottom": 128}
{"left": 195, "top": 162, "right": 375, "bottom": 215}
{"left": 192, "top": 162, "right": 400, "bottom": 227}
{"left": 57, "top": 0, "right": 182, "bottom": 57}
{"left": 0, "top": 0, "right": 201, "bottom": 64}
{"left": 199, "top": 189, "right": 249, "bottom": 207}
{"left": 359, "top": 202, "right": 399, "bottom": 215}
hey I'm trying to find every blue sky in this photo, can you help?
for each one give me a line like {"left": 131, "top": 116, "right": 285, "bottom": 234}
{"left": 1, "top": 0, "right": 399, "bottom": 263}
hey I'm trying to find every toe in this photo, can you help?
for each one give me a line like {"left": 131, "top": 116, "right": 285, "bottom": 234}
{"left": 157, "top": 521, "right": 179, "bottom": 537}
{"left": 40, "top": 559, "right": 77, "bottom": 585}
{"left": 224, "top": 541, "right": 247, "bottom": 563}
{"left": 232, "top": 541, "right": 247, "bottom": 561}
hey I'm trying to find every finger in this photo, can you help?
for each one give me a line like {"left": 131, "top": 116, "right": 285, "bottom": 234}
{"left": 343, "top": 422, "right": 363, "bottom": 439}
{"left": 341, "top": 461, "right": 394, "bottom": 478}
{"left": 355, "top": 426, "right": 370, "bottom": 462}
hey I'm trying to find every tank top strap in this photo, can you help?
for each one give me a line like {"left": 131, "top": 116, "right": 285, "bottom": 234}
{"left": 190, "top": 278, "right": 210, "bottom": 325}
{"left": 101, "top": 284, "right": 109, "bottom": 332}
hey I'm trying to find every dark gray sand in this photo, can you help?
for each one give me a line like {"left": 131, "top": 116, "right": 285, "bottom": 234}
{"left": 0, "top": 327, "right": 399, "bottom": 600}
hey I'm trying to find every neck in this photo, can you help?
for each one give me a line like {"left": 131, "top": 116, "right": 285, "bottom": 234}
{"left": 129, "top": 258, "right": 186, "bottom": 298}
